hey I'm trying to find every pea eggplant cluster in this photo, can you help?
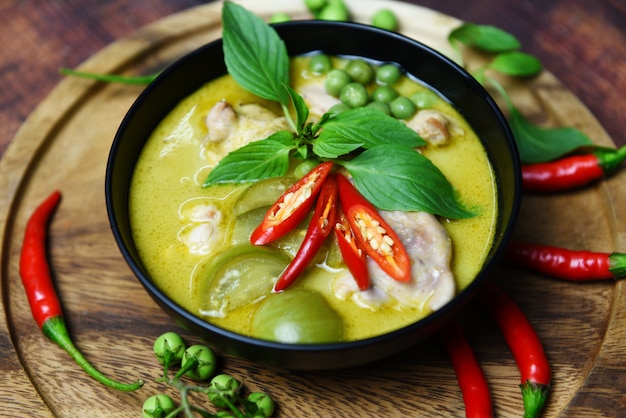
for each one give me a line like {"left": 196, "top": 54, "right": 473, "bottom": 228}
{"left": 250, "top": 161, "right": 411, "bottom": 292}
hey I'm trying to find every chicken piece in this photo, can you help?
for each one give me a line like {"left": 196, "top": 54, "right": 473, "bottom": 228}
{"left": 299, "top": 83, "right": 341, "bottom": 118}
{"left": 332, "top": 210, "right": 455, "bottom": 312}
{"left": 406, "top": 109, "right": 463, "bottom": 146}
{"left": 202, "top": 101, "right": 288, "bottom": 166}
{"left": 177, "top": 201, "right": 223, "bottom": 256}
{"left": 205, "top": 99, "right": 236, "bottom": 143}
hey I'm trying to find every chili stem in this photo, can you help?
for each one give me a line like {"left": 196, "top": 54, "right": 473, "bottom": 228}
{"left": 59, "top": 67, "right": 158, "bottom": 85}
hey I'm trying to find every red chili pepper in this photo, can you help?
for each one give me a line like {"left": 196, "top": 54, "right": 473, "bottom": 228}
{"left": 19, "top": 191, "right": 143, "bottom": 391}
{"left": 479, "top": 283, "right": 550, "bottom": 418}
{"left": 521, "top": 145, "right": 626, "bottom": 193}
{"left": 336, "top": 173, "right": 411, "bottom": 282}
{"left": 440, "top": 320, "right": 493, "bottom": 418}
{"left": 250, "top": 161, "right": 333, "bottom": 245}
{"left": 273, "top": 176, "right": 338, "bottom": 292}
{"left": 504, "top": 241, "right": 626, "bottom": 281}
{"left": 334, "top": 208, "right": 370, "bottom": 290}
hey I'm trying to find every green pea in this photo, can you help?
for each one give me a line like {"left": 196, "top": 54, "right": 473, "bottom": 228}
{"left": 390, "top": 96, "right": 417, "bottom": 119}
{"left": 410, "top": 90, "right": 439, "bottom": 108}
{"left": 340, "top": 82, "right": 369, "bottom": 108}
{"left": 247, "top": 392, "right": 275, "bottom": 418}
{"left": 309, "top": 53, "right": 332, "bottom": 74}
{"left": 208, "top": 374, "right": 242, "bottom": 409}
{"left": 305, "top": 0, "right": 327, "bottom": 13}
{"left": 327, "top": 102, "right": 350, "bottom": 116}
{"left": 324, "top": 68, "right": 351, "bottom": 96}
{"left": 376, "top": 64, "right": 401, "bottom": 85}
{"left": 366, "top": 101, "right": 391, "bottom": 115}
{"left": 268, "top": 13, "right": 291, "bottom": 24}
{"left": 294, "top": 160, "right": 320, "bottom": 179}
{"left": 345, "top": 59, "right": 375, "bottom": 84}
{"left": 252, "top": 289, "right": 343, "bottom": 343}
{"left": 142, "top": 394, "right": 176, "bottom": 418}
{"left": 372, "top": 9, "right": 398, "bottom": 31}
{"left": 317, "top": 0, "right": 349, "bottom": 21}
{"left": 371, "top": 85, "right": 398, "bottom": 103}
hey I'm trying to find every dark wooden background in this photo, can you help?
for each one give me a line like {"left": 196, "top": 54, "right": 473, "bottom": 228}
{"left": 1, "top": 0, "right": 624, "bottom": 154}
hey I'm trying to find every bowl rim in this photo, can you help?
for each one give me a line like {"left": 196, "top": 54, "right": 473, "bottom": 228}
{"left": 106, "top": 19, "right": 521, "bottom": 366}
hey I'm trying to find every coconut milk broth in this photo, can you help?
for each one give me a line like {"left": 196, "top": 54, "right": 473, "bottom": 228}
{"left": 129, "top": 56, "right": 498, "bottom": 341}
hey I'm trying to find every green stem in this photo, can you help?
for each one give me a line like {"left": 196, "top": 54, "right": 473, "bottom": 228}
{"left": 281, "top": 102, "right": 298, "bottom": 133}
{"left": 595, "top": 144, "right": 626, "bottom": 175}
{"left": 520, "top": 381, "right": 549, "bottom": 418}
{"left": 59, "top": 67, "right": 158, "bottom": 85}
{"left": 42, "top": 316, "right": 144, "bottom": 391}
{"left": 172, "top": 357, "right": 199, "bottom": 381}
{"left": 609, "top": 253, "right": 626, "bottom": 279}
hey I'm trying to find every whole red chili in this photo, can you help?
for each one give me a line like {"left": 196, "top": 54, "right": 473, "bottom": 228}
{"left": 504, "top": 241, "right": 626, "bottom": 281}
{"left": 521, "top": 145, "right": 626, "bottom": 193}
{"left": 273, "top": 176, "right": 338, "bottom": 292}
{"left": 479, "top": 283, "right": 550, "bottom": 418}
{"left": 19, "top": 191, "right": 143, "bottom": 391}
{"left": 439, "top": 320, "right": 493, "bottom": 418}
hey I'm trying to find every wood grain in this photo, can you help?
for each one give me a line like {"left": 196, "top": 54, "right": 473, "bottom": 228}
{"left": 1, "top": 1, "right": 625, "bottom": 416}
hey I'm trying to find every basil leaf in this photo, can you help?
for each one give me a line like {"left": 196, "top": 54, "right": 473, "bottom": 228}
{"left": 314, "top": 108, "right": 426, "bottom": 158}
{"left": 222, "top": 2, "right": 290, "bottom": 105}
{"left": 510, "top": 106, "right": 593, "bottom": 163}
{"left": 338, "top": 145, "right": 475, "bottom": 219}
{"left": 203, "top": 131, "right": 296, "bottom": 185}
{"left": 285, "top": 84, "right": 309, "bottom": 133}
{"left": 490, "top": 51, "right": 542, "bottom": 77}
{"left": 449, "top": 23, "right": 521, "bottom": 53}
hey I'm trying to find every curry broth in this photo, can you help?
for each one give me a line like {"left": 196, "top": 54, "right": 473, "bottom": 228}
{"left": 130, "top": 56, "right": 497, "bottom": 342}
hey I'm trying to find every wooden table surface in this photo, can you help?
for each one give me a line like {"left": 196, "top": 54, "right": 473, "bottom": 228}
{"left": 1, "top": 1, "right": 625, "bottom": 417}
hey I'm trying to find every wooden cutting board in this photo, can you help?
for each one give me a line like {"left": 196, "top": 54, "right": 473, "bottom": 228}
{"left": 1, "top": 0, "right": 625, "bottom": 416}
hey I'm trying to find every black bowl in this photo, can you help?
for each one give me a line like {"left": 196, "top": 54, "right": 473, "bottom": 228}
{"left": 106, "top": 21, "right": 521, "bottom": 370}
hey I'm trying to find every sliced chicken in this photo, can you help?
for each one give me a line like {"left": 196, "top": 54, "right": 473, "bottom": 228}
{"left": 406, "top": 109, "right": 464, "bottom": 146}
{"left": 332, "top": 210, "right": 455, "bottom": 312}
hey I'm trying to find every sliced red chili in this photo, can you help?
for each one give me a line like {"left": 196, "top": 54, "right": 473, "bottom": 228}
{"left": 19, "top": 191, "right": 143, "bottom": 391}
{"left": 439, "top": 320, "right": 493, "bottom": 418}
{"left": 250, "top": 161, "right": 333, "bottom": 245}
{"left": 504, "top": 241, "right": 626, "bottom": 281}
{"left": 334, "top": 208, "right": 370, "bottom": 290}
{"left": 336, "top": 173, "right": 411, "bottom": 282}
{"left": 479, "top": 283, "right": 550, "bottom": 418}
{"left": 521, "top": 145, "right": 626, "bottom": 193}
{"left": 274, "top": 176, "right": 338, "bottom": 292}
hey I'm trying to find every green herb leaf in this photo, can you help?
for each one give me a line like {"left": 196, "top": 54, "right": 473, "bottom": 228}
{"left": 449, "top": 23, "right": 521, "bottom": 53}
{"left": 314, "top": 108, "right": 426, "bottom": 158}
{"left": 59, "top": 67, "right": 158, "bottom": 85}
{"left": 222, "top": 2, "right": 290, "bottom": 105}
{"left": 338, "top": 145, "right": 474, "bottom": 218}
{"left": 284, "top": 84, "right": 310, "bottom": 133}
{"left": 509, "top": 107, "right": 593, "bottom": 163}
{"left": 489, "top": 51, "right": 542, "bottom": 77}
{"left": 203, "top": 131, "right": 296, "bottom": 186}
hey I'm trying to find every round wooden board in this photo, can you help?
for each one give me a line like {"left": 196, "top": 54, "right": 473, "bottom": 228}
{"left": 1, "top": 0, "right": 625, "bottom": 416}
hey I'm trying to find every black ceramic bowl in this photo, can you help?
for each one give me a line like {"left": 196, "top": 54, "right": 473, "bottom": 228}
{"left": 106, "top": 21, "right": 521, "bottom": 370}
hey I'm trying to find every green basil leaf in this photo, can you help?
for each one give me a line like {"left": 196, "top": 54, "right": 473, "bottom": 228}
{"left": 284, "top": 84, "right": 309, "bottom": 133}
{"left": 314, "top": 107, "right": 426, "bottom": 158}
{"left": 449, "top": 23, "right": 521, "bottom": 53}
{"left": 510, "top": 106, "right": 593, "bottom": 163}
{"left": 490, "top": 51, "right": 542, "bottom": 77}
{"left": 203, "top": 131, "right": 296, "bottom": 186}
{"left": 338, "top": 145, "right": 475, "bottom": 219}
{"left": 222, "top": 2, "right": 290, "bottom": 105}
